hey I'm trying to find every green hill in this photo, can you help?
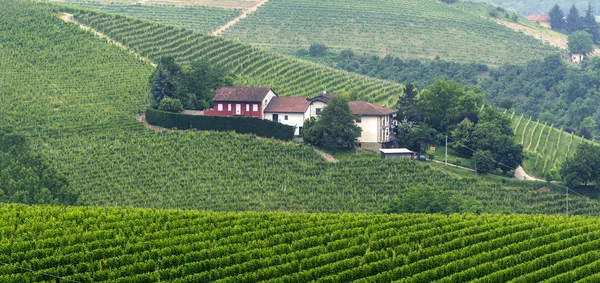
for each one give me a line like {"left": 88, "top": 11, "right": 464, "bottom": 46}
{"left": 3, "top": 203, "right": 600, "bottom": 282}
{"left": 510, "top": 112, "right": 595, "bottom": 179}
{"left": 218, "top": 0, "right": 560, "bottom": 65}
{"left": 2, "top": 0, "right": 598, "bottom": 214}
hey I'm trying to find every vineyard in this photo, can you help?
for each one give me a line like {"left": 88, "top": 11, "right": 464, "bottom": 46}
{"left": 3, "top": 203, "right": 600, "bottom": 282}
{"left": 67, "top": 8, "right": 405, "bottom": 106}
{"left": 219, "top": 0, "right": 560, "bottom": 66}
{"left": 510, "top": 112, "right": 595, "bottom": 178}
{"left": 56, "top": 2, "right": 241, "bottom": 33}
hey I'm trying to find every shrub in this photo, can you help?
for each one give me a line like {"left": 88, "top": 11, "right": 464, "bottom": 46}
{"left": 158, "top": 98, "right": 184, "bottom": 113}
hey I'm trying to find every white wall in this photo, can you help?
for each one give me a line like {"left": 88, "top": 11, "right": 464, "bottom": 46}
{"left": 357, "top": 116, "right": 380, "bottom": 143}
{"left": 308, "top": 101, "right": 328, "bottom": 118}
{"left": 265, "top": 112, "right": 306, "bottom": 136}
{"left": 261, "top": 90, "right": 277, "bottom": 118}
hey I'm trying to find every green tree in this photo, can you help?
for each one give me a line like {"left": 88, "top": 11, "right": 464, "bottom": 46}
{"left": 451, "top": 118, "right": 475, "bottom": 157}
{"left": 582, "top": 3, "right": 600, "bottom": 43}
{"left": 396, "top": 83, "right": 420, "bottom": 122}
{"left": 561, "top": 143, "right": 600, "bottom": 188}
{"left": 150, "top": 63, "right": 174, "bottom": 109}
{"left": 549, "top": 4, "right": 566, "bottom": 30}
{"left": 303, "top": 96, "right": 361, "bottom": 150}
{"left": 568, "top": 30, "right": 594, "bottom": 55}
{"left": 566, "top": 4, "right": 581, "bottom": 33}
{"left": 158, "top": 97, "right": 184, "bottom": 113}
{"left": 473, "top": 150, "right": 496, "bottom": 174}
{"left": 182, "top": 59, "right": 233, "bottom": 110}
{"left": 309, "top": 43, "right": 328, "bottom": 57}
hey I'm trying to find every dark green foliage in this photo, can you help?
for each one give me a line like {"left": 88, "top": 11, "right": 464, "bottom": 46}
{"left": 473, "top": 150, "right": 496, "bottom": 174}
{"left": 145, "top": 108, "right": 295, "bottom": 140}
{"left": 566, "top": 5, "right": 581, "bottom": 33}
{"left": 561, "top": 143, "right": 600, "bottom": 188}
{"left": 482, "top": 54, "right": 600, "bottom": 138}
{"left": 441, "top": 0, "right": 457, "bottom": 3}
{"left": 150, "top": 57, "right": 232, "bottom": 110}
{"left": 396, "top": 83, "right": 420, "bottom": 122}
{"left": 158, "top": 97, "right": 184, "bottom": 113}
{"left": 0, "top": 128, "right": 76, "bottom": 205}
{"left": 308, "top": 43, "right": 328, "bottom": 57}
{"left": 150, "top": 63, "right": 174, "bottom": 109}
{"left": 568, "top": 30, "right": 594, "bottom": 54}
{"left": 300, "top": 49, "right": 487, "bottom": 89}
{"left": 303, "top": 96, "right": 361, "bottom": 150}
{"left": 382, "top": 185, "right": 473, "bottom": 214}
{"left": 549, "top": 4, "right": 566, "bottom": 30}
{"left": 581, "top": 3, "right": 600, "bottom": 43}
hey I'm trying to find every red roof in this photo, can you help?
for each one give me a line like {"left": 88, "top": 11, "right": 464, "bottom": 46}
{"left": 348, "top": 101, "right": 396, "bottom": 116}
{"left": 213, "top": 87, "right": 275, "bottom": 102}
{"left": 526, "top": 14, "right": 550, "bottom": 22}
{"left": 264, "top": 97, "right": 310, "bottom": 113}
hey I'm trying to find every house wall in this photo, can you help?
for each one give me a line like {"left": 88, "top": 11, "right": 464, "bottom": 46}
{"left": 261, "top": 90, "right": 277, "bottom": 118}
{"left": 357, "top": 116, "right": 380, "bottom": 143}
{"left": 308, "top": 101, "right": 328, "bottom": 118}
{"left": 204, "top": 102, "right": 263, "bottom": 118}
{"left": 264, "top": 112, "right": 306, "bottom": 136}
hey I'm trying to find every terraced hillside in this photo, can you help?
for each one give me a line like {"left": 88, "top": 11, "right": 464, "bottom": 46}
{"left": 220, "top": 0, "right": 560, "bottom": 65}
{"left": 3, "top": 203, "right": 600, "bottom": 282}
{"left": 57, "top": 2, "right": 241, "bottom": 33}
{"left": 510, "top": 112, "right": 594, "bottom": 178}
{"left": 69, "top": 9, "right": 404, "bottom": 106}
{"left": 2, "top": 0, "right": 598, "bottom": 214}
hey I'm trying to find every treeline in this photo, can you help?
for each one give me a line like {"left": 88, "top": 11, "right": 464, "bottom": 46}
{"left": 0, "top": 127, "right": 77, "bottom": 205}
{"left": 549, "top": 3, "right": 599, "bottom": 43}
{"left": 463, "top": 0, "right": 592, "bottom": 16}
{"left": 395, "top": 81, "right": 524, "bottom": 175}
{"left": 481, "top": 54, "right": 600, "bottom": 140}
{"left": 296, "top": 45, "right": 487, "bottom": 89}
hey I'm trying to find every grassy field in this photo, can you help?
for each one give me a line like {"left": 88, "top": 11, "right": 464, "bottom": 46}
{"left": 4, "top": 203, "right": 600, "bottom": 282}
{"left": 56, "top": 2, "right": 241, "bottom": 33}
{"left": 219, "top": 0, "right": 560, "bottom": 66}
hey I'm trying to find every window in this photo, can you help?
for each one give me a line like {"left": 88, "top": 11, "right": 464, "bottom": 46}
{"left": 316, "top": 108, "right": 322, "bottom": 114}
{"left": 217, "top": 104, "right": 223, "bottom": 111}
{"left": 356, "top": 116, "right": 361, "bottom": 123}
{"left": 284, "top": 115, "right": 288, "bottom": 121}
{"left": 246, "top": 104, "right": 249, "bottom": 112}
{"left": 228, "top": 104, "right": 231, "bottom": 111}
{"left": 253, "top": 104, "right": 258, "bottom": 112}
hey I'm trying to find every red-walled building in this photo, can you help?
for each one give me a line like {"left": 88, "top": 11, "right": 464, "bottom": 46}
{"left": 204, "top": 87, "right": 277, "bottom": 119}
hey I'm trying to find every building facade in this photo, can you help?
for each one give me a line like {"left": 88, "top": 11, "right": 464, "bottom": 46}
{"left": 204, "top": 87, "right": 277, "bottom": 119}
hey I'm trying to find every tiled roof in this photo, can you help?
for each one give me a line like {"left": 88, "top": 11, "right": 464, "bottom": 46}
{"left": 348, "top": 101, "right": 396, "bottom": 116}
{"left": 264, "top": 97, "right": 310, "bottom": 113}
{"left": 213, "top": 87, "right": 274, "bottom": 102}
{"left": 526, "top": 14, "right": 550, "bottom": 22}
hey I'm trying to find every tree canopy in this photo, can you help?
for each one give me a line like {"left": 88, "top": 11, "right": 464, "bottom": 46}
{"left": 549, "top": 4, "right": 566, "bottom": 30}
{"left": 149, "top": 56, "right": 232, "bottom": 111}
{"left": 303, "top": 96, "right": 362, "bottom": 150}
{"left": 561, "top": 143, "right": 600, "bottom": 188}
{"left": 568, "top": 30, "right": 594, "bottom": 54}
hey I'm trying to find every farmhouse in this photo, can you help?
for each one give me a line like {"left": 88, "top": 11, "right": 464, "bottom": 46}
{"left": 526, "top": 14, "right": 550, "bottom": 28}
{"left": 264, "top": 96, "right": 310, "bottom": 136}
{"left": 571, "top": 53, "right": 584, "bottom": 64}
{"left": 204, "top": 87, "right": 276, "bottom": 119}
{"left": 348, "top": 101, "right": 396, "bottom": 150}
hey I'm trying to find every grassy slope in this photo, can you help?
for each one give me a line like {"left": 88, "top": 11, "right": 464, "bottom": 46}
{"left": 1, "top": 1, "right": 598, "bottom": 214}
{"left": 57, "top": 2, "right": 242, "bottom": 33}
{"left": 220, "top": 0, "right": 560, "bottom": 65}
{"left": 3, "top": 203, "right": 600, "bottom": 282}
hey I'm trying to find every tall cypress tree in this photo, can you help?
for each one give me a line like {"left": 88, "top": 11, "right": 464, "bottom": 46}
{"left": 548, "top": 4, "right": 566, "bottom": 30}
{"left": 566, "top": 5, "right": 581, "bottom": 33}
{"left": 582, "top": 3, "right": 600, "bottom": 43}
{"left": 150, "top": 64, "right": 174, "bottom": 109}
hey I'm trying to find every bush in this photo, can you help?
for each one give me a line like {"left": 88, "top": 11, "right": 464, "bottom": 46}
{"left": 158, "top": 98, "right": 184, "bottom": 113}
{"left": 145, "top": 108, "right": 294, "bottom": 140}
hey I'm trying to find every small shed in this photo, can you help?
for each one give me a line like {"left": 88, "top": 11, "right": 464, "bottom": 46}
{"left": 379, "top": 148, "right": 416, "bottom": 160}
{"left": 571, "top": 53, "right": 584, "bottom": 64}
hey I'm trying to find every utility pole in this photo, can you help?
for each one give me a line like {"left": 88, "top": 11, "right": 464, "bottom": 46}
{"left": 445, "top": 135, "right": 448, "bottom": 166}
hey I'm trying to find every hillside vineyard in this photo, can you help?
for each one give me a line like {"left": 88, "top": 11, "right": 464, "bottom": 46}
{"left": 2, "top": 204, "right": 600, "bottom": 282}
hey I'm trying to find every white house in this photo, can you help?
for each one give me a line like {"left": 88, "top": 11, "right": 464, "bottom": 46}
{"left": 347, "top": 101, "right": 396, "bottom": 150}
{"left": 571, "top": 53, "right": 584, "bottom": 64}
{"left": 264, "top": 97, "right": 310, "bottom": 135}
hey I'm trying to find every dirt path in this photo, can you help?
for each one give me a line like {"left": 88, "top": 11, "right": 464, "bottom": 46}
{"left": 495, "top": 19, "right": 600, "bottom": 56}
{"left": 432, "top": 160, "right": 476, "bottom": 172}
{"left": 212, "top": 0, "right": 269, "bottom": 36}
{"left": 58, "top": 12, "right": 156, "bottom": 67}
{"left": 515, "top": 165, "right": 546, "bottom": 182}
{"left": 313, "top": 148, "right": 338, "bottom": 163}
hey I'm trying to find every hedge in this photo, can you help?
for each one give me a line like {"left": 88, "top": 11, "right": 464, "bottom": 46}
{"left": 145, "top": 108, "right": 295, "bottom": 141}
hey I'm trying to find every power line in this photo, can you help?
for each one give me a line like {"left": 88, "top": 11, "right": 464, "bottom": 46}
{"left": 0, "top": 261, "right": 82, "bottom": 283}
